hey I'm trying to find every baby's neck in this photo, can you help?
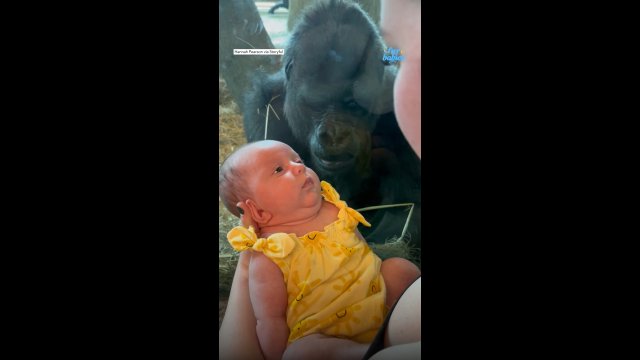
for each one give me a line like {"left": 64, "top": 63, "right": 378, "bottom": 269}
{"left": 260, "top": 201, "right": 339, "bottom": 238}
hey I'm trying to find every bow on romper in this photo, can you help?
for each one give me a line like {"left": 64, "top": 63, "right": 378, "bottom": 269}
{"left": 228, "top": 181, "right": 388, "bottom": 344}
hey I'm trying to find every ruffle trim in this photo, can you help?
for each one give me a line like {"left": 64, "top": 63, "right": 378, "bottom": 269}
{"left": 227, "top": 226, "right": 296, "bottom": 258}
{"left": 320, "top": 181, "right": 371, "bottom": 229}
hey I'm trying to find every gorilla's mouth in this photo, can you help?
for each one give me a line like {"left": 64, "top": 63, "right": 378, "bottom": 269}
{"left": 314, "top": 153, "right": 355, "bottom": 170}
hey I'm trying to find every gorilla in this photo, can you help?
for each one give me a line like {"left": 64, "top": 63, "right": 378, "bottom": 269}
{"left": 242, "top": 0, "right": 421, "bottom": 247}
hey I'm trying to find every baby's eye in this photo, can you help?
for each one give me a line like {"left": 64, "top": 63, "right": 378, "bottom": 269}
{"left": 295, "top": 159, "right": 304, "bottom": 164}
{"left": 274, "top": 166, "right": 283, "bottom": 174}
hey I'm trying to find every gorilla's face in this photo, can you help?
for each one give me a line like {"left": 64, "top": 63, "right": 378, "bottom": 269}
{"left": 281, "top": 1, "right": 396, "bottom": 180}
{"left": 307, "top": 99, "right": 376, "bottom": 176}
{"left": 284, "top": 63, "right": 380, "bottom": 178}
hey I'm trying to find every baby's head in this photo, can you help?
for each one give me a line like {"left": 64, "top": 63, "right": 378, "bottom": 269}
{"left": 219, "top": 142, "right": 254, "bottom": 217}
{"left": 219, "top": 140, "right": 322, "bottom": 225}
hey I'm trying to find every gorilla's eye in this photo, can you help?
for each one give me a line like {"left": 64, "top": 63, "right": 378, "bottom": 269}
{"left": 344, "top": 98, "right": 359, "bottom": 109}
{"left": 274, "top": 166, "right": 283, "bottom": 174}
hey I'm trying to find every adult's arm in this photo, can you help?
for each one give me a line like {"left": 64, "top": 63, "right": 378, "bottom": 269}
{"left": 384, "top": 277, "right": 421, "bottom": 347}
{"left": 219, "top": 251, "right": 264, "bottom": 360}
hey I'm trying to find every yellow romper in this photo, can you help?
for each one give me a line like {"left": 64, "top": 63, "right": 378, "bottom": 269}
{"left": 227, "top": 181, "right": 387, "bottom": 344}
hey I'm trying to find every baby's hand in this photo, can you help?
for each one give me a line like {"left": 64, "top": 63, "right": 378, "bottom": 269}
{"left": 236, "top": 201, "right": 261, "bottom": 236}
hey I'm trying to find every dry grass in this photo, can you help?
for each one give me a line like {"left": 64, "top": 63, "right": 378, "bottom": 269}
{"left": 218, "top": 77, "right": 244, "bottom": 302}
{"left": 218, "top": 77, "right": 244, "bottom": 329}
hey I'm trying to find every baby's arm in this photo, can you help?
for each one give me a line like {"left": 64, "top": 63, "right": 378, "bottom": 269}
{"left": 248, "top": 251, "right": 289, "bottom": 360}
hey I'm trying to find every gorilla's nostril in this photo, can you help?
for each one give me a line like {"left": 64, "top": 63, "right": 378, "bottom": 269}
{"left": 318, "top": 123, "right": 337, "bottom": 143}
{"left": 319, "top": 132, "right": 332, "bottom": 145}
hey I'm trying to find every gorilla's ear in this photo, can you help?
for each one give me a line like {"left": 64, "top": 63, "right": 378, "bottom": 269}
{"left": 352, "top": 35, "right": 397, "bottom": 115}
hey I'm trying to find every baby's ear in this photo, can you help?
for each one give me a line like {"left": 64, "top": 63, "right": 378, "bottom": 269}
{"left": 245, "top": 199, "right": 272, "bottom": 225}
{"left": 236, "top": 201, "right": 259, "bottom": 231}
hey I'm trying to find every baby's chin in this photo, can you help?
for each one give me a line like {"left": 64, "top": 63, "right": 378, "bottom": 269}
{"left": 298, "top": 194, "right": 325, "bottom": 211}
{"left": 274, "top": 204, "right": 324, "bottom": 228}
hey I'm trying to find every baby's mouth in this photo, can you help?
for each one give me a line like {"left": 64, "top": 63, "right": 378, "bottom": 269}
{"left": 302, "top": 177, "right": 313, "bottom": 189}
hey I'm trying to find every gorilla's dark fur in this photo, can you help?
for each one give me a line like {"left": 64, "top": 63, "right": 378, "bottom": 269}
{"left": 242, "top": 0, "right": 421, "bottom": 246}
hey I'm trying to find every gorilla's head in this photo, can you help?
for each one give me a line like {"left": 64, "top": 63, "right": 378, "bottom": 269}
{"left": 282, "top": 0, "right": 396, "bottom": 181}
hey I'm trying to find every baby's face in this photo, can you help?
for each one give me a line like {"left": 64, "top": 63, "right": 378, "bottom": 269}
{"left": 238, "top": 141, "right": 322, "bottom": 222}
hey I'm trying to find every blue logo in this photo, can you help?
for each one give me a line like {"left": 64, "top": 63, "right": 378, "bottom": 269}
{"left": 382, "top": 47, "right": 405, "bottom": 64}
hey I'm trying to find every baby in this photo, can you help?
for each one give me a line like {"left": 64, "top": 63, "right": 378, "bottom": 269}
{"left": 219, "top": 140, "right": 420, "bottom": 360}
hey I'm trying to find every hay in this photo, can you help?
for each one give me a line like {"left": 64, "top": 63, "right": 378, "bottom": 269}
{"left": 218, "top": 77, "right": 246, "bottom": 301}
{"left": 370, "top": 236, "right": 421, "bottom": 267}
{"left": 218, "top": 214, "right": 240, "bottom": 297}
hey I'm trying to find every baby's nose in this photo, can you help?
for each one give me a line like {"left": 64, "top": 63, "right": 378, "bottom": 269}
{"left": 292, "top": 162, "right": 304, "bottom": 174}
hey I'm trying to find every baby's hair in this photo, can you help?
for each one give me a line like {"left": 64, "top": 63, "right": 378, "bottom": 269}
{"left": 219, "top": 143, "right": 254, "bottom": 218}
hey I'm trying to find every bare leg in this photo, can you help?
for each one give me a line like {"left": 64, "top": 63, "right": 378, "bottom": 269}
{"left": 283, "top": 333, "right": 370, "bottom": 360}
{"left": 219, "top": 251, "right": 264, "bottom": 360}
{"left": 380, "top": 257, "right": 421, "bottom": 308}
